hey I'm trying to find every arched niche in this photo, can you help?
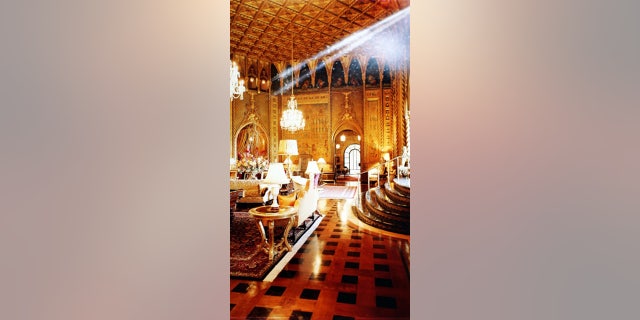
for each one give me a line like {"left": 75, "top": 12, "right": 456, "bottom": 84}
{"left": 365, "top": 57, "right": 380, "bottom": 87}
{"left": 331, "top": 60, "right": 346, "bottom": 87}
{"left": 234, "top": 122, "right": 269, "bottom": 160}
{"left": 315, "top": 60, "right": 328, "bottom": 88}
{"left": 347, "top": 59, "right": 362, "bottom": 86}
{"left": 382, "top": 62, "right": 392, "bottom": 87}
{"left": 270, "top": 63, "right": 280, "bottom": 92}
{"left": 297, "top": 63, "right": 311, "bottom": 89}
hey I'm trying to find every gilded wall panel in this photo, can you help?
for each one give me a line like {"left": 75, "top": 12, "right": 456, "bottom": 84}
{"left": 363, "top": 96, "right": 381, "bottom": 170}
{"left": 269, "top": 95, "right": 279, "bottom": 162}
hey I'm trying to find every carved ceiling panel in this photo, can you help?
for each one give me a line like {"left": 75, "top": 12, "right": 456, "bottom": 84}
{"left": 231, "top": 0, "right": 410, "bottom": 63}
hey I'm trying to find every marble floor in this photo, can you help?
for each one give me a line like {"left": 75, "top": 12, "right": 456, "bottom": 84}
{"left": 230, "top": 195, "right": 410, "bottom": 320}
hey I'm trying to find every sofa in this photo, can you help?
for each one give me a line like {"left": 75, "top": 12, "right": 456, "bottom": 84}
{"left": 288, "top": 175, "right": 320, "bottom": 227}
{"left": 230, "top": 176, "right": 320, "bottom": 229}
{"left": 229, "top": 179, "right": 271, "bottom": 210}
{"left": 257, "top": 175, "right": 320, "bottom": 229}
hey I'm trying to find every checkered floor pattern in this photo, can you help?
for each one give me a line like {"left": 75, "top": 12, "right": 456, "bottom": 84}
{"left": 230, "top": 198, "right": 410, "bottom": 319}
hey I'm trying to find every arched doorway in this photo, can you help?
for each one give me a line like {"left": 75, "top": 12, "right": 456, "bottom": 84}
{"left": 334, "top": 129, "right": 361, "bottom": 176}
{"left": 344, "top": 144, "right": 361, "bottom": 174}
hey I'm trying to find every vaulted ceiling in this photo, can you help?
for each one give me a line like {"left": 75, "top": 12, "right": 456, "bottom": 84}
{"left": 230, "top": 0, "right": 410, "bottom": 64}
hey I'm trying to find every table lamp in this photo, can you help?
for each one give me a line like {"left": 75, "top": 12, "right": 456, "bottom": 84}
{"left": 263, "top": 163, "right": 290, "bottom": 211}
{"left": 278, "top": 139, "right": 298, "bottom": 176}
{"left": 305, "top": 160, "right": 321, "bottom": 188}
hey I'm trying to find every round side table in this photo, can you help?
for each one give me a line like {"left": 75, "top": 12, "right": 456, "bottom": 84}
{"left": 248, "top": 205, "right": 297, "bottom": 261}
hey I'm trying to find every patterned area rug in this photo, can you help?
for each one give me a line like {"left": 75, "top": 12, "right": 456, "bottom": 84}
{"left": 319, "top": 185, "right": 358, "bottom": 199}
{"left": 230, "top": 211, "right": 320, "bottom": 280}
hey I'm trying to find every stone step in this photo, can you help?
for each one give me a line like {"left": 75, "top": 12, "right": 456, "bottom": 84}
{"left": 393, "top": 182, "right": 411, "bottom": 197}
{"left": 381, "top": 183, "right": 410, "bottom": 207}
{"left": 352, "top": 179, "right": 411, "bottom": 236}
{"left": 365, "top": 190, "right": 410, "bottom": 224}
{"left": 373, "top": 188, "right": 410, "bottom": 214}
{"left": 352, "top": 206, "right": 410, "bottom": 235}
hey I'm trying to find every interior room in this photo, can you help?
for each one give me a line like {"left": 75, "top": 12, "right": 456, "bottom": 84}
{"left": 229, "top": 1, "right": 411, "bottom": 318}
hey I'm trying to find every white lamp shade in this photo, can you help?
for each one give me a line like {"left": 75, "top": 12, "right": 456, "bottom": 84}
{"left": 305, "top": 161, "right": 320, "bottom": 175}
{"left": 263, "top": 163, "right": 290, "bottom": 185}
{"left": 278, "top": 139, "right": 298, "bottom": 156}
{"left": 317, "top": 157, "right": 326, "bottom": 165}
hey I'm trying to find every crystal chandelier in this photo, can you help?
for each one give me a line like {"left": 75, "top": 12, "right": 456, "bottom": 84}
{"left": 280, "top": 95, "right": 305, "bottom": 132}
{"left": 230, "top": 60, "right": 245, "bottom": 101}
{"left": 280, "top": 38, "right": 305, "bottom": 132}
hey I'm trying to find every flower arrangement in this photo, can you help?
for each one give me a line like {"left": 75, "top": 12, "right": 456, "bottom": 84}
{"left": 236, "top": 154, "right": 269, "bottom": 176}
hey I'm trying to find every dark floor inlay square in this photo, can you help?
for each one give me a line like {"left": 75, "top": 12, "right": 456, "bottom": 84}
{"left": 332, "top": 228, "right": 343, "bottom": 232}
{"left": 322, "top": 249, "right": 335, "bottom": 255}
{"left": 315, "top": 228, "right": 325, "bottom": 232}
{"left": 375, "top": 278, "right": 393, "bottom": 287}
{"left": 341, "top": 275, "right": 358, "bottom": 284}
{"left": 351, "top": 229, "right": 360, "bottom": 233}
{"left": 265, "top": 285, "right": 286, "bottom": 296}
{"left": 374, "top": 264, "right": 390, "bottom": 272}
{"left": 290, "top": 310, "right": 313, "bottom": 320}
{"left": 337, "top": 292, "right": 357, "bottom": 304}
{"left": 230, "top": 303, "right": 235, "bottom": 311}
{"left": 373, "top": 244, "right": 386, "bottom": 249}
{"left": 332, "top": 316, "right": 355, "bottom": 320}
{"left": 350, "top": 235, "right": 362, "bottom": 240}
{"left": 326, "top": 241, "right": 338, "bottom": 246}
{"left": 376, "top": 296, "right": 398, "bottom": 309}
{"left": 231, "top": 283, "right": 250, "bottom": 293}
{"left": 304, "top": 239, "right": 312, "bottom": 245}
{"left": 330, "top": 235, "right": 341, "bottom": 238}
{"left": 321, "top": 260, "right": 332, "bottom": 266}
{"left": 300, "top": 288, "right": 321, "bottom": 300}
{"left": 247, "top": 306, "right": 273, "bottom": 319}
{"left": 373, "top": 236, "right": 384, "bottom": 241}
{"left": 344, "top": 262, "right": 359, "bottom": 269}
{"left": 309, "top": 273, "right": 326, "bottom": 281}
{"left": 278, "top": 270, "right": 298, "bottom": 278}
{"left": 347, "top": 251, "right": 360, "bottom": 257}
{"left": 289, "top": 257, "right": 303, "bottom": 264}
{"left": 374, "top": 253, "right": 388, "bottom": 259}
{"left": 348, "top": 243, "right": 361, "bottom": 248}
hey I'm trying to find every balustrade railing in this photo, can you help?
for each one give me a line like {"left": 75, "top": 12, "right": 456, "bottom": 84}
{"left": 357, "top": 155, "right": 409, "bottom": 195}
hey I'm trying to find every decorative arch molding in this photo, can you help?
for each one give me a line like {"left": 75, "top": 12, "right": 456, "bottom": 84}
{"left": 338, "top": 56, "right": 351, "bottom": 84}
{"left": 332, "top": 120, "right": 363, "bottom": 144}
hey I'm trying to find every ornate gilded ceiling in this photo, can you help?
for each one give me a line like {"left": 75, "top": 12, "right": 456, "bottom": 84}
{"left": 230, "top": 0, "right": 410, "bottom": 64}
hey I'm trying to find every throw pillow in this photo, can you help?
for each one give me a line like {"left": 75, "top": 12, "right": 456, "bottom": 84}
{"left": 244, "top": 185, "right": 262, "bottom": 197}
{"left": 277, "top": 192, "right": 297, "bottom": 207}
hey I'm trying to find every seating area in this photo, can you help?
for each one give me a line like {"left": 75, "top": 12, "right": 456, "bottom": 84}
{"left": 230, "top": 175, "right": 320, "bottom": 232}
{"left": 229, "top": 178, "right": 271, "bottom": 211}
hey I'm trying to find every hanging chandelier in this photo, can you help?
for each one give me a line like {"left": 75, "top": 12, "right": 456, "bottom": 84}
{"left": 280, "top": 37, "right": 305, "bottom": 132}
{"left": 230, "top": 60, "right": 245, "bottom": 101}
{"left": 280, "top": 95, "right": 305, "bottom": 132}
